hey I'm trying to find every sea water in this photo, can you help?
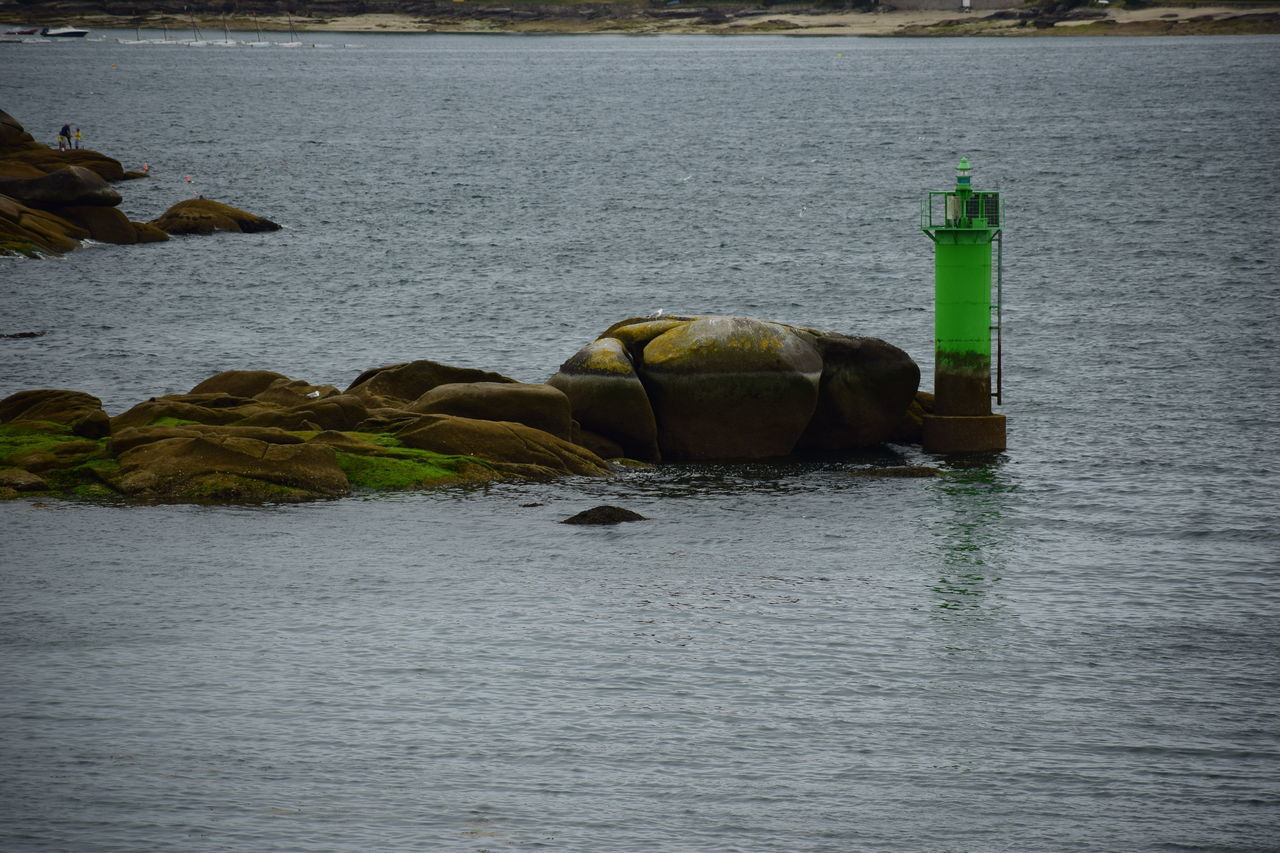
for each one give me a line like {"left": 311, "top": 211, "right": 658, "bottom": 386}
{"left": 1, "top": 32, "right": 1278, "bottom": 852}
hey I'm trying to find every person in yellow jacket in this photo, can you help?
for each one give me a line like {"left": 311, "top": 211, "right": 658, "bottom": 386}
{"left": 74, "top": 127, "right": 82, "bottom": 149}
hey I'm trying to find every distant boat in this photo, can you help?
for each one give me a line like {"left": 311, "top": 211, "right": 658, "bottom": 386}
{"left": 5, "top": 27, "right": 38, "bottom": 35}
{"left": 275, "top": 14, "right": 302, "bottom": 48}
{"left": 245, "top": 12, "right": 270, "bottom": 47}
{"left": 206, "top": 15, "right": 238, "bottom": 47}
{"left": 117, "top": 19, "right": 162, "bottom": 45}
{"left": 182, "top": 9, "right": 209, "bottom": 46}
{"left": 41, "top": 26, "right": 89, "bottom": 38}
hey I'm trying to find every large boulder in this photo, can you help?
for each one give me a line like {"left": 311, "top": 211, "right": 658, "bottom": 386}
{"left": 796, "top": 332, "right": 921, "bottom": 451}
{"left": 106, "top": 434, "right": 349, "bottom": 502}
{"left": 396, "top": 414, "right": 610, "bottom": 479}
{"left": 0, "top": 195, "right": 88, "bottom": 256}
{"left": 548, "top": 336, "right": 660, "bottom": 460}
{"left": 552, "top": 316, "right": 921, "bottom": 461}
{"left": 640, "top": 316, "right": 823, "bottom": 460}
{"left": 57, "top": 204, "right": 161, "bottom": 245}
{"left": 345, "top": 359, "right": 516, "bottom": 408}
{"left": 407, "top": 381, "right": 575, "bottom": 441}
{"left": 0, "top": 109, "right": 35, "bottom": 151}
{"left": 0, "top": 389, "right": 110, "bottom": 438}
{"left": 149, "top": 198, "right": 280, "bottom": 235}
{"left": 0, "top": 165, "right": 122, "bottom": 210}
{"left": 57, "top": 149, "right": 128, "bottom": 182}
{"left": 189, "top": 370, "right": 292, "bottom": 398}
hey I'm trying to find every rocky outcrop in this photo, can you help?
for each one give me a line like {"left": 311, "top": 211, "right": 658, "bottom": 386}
{"left": 407, "top": 382, "right": 575, "bottom": 441}
{"left": 149, "top": 198, "right": 282, "bottom": 235}
{"left": 550, "top": 315, "right": 919, "bottom": 461}
{"left": 0, "top": 195, "right": 88, "bottom": 255}
{"left": 0, "top": 109, "right": 161, "bottom": 255}
{"left": 0, "top": 165, "right": 122, "bottom": 209}
{"left": 1, "top": 321, "right": 923, "bottom": 502}
{"left": 0, "top": 109, "right": 278, "bottom": 256}
{"left": 0, "top": 358, "right": 614, "bottom": 503}
{"left": 55, "top": 204, "right": 168, "bottom": 245}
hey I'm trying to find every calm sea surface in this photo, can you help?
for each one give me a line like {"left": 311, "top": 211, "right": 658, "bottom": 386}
{"left": 2, "top": 31, "right": 1278, "bottom": 852}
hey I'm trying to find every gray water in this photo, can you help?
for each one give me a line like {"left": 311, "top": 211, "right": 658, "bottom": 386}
{"left": 2, "top": 32, "right": 1278, "bottom": 852}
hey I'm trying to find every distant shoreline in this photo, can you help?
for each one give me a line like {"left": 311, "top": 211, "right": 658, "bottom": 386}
{"left": 5, "top": 4, "right": 1280, "bottom": 37}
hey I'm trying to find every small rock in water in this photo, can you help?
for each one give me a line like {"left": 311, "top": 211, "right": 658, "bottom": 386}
{"left": 560, "top": 505, "right": 647, "bottom": 525}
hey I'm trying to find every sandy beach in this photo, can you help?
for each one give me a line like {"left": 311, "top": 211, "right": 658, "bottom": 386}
{"left": 6, "top": 4, "right": 1279, "bottom": 37}
{"left": 250, "top": 5, "right": 1280, "bottom": 36}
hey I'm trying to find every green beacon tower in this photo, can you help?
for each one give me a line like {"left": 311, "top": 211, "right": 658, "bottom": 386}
{"left": 919, "top": 157, "right": 1006, "bottom": 453}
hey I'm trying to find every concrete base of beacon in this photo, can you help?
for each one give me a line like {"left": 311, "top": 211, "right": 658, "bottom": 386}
{"left": 922, "top": 414, "right": 1006, "bottom": 453}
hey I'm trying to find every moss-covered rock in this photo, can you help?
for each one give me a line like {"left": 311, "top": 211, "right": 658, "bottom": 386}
{"left": 555, "top": 316, "right": 922, "bottom": 460}
{"left": 234, "top": 394, "right": 370, "bottom": 432}
{"left": 548, "top": 336, "right": 660, "bottom": 461}
{"left": 640, "top": 316, "right": 823, "bottom": 460}
{"left": 0, "top": 389, "right": 111, "bottom": 438}
{"left": 110, "top": 398, "right": 267, "bottom": 431}
{"left": 0, "top": 466, "right": 50, "bottom": 492}
{"left": 396, "top": 413, "right": 611, "bottom": 480}
{"left": 108, "top": 423, "right": 305, "bottom": 456}
{"left": 306, "top": 431, "right": 500, "bottom": 490}
{"left": 106, "top": 434, "right": 350, "bottom": 502}
{"left": 407, "top": 381, "right": 575, "bottom": 441}
{"left": 0, "top": 196, "right": 88, "bottom": 256}
{"left": 345, "top": 359, "right": 517, "bottom": 408}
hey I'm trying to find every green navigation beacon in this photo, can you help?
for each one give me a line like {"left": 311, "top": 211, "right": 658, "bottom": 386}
{"left": 919, "top": 157, "right": 1006, "bottom": 453}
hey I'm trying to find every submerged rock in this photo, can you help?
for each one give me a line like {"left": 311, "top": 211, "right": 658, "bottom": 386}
{"left": 560, "top": 505, "right": 647, "bottom": 525}
{"left": 850, "top": 466, "right": 942, "bottom": 478}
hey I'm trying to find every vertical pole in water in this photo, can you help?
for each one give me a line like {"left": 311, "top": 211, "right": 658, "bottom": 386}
{"left": 920, "top": 157, "right": 1006, "bottom": 452}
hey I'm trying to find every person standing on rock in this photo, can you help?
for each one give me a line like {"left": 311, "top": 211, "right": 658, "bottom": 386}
{"left": 74, "top": 127, "right": 82, "bottom": 149}
{"left": 58, "top": 124, "right": 71, "bottom": 150}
